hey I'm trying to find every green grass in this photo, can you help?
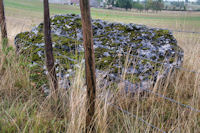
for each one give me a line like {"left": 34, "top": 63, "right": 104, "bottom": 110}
{"left": 4, "top": 0, "right": 200, "bottom": 31}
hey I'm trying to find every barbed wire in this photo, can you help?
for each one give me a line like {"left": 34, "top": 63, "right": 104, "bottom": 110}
{"left": 105, "top": 74, "right": 200, "bottom": 132}
{"left": 108, "top": 86, "right": 200, "bottom": 133}
{"left": 143, "top": 89, "right": 200, "bottom": 113}
{"left": 104, "top": 76, "right": 200, "bottom": 132}
{"left": 109, "top": 103, "right": 167, "bottom": 133}
{"left": 104, "top": 69, "right": 200, "bottom": 114}
{"left": 123, "top": 52, "right": 200, "bottom": 74}
{"left": 123, "top": 80, "right": 200, "bottom": 113}
{"left": 174, "top": 36, "right": 200, "bottom": 39}
{"left": 116, "top": 52, "right": 200, "bottom": 112}
{"left": 172, "top": 30, "right": 200, "bottom": 35}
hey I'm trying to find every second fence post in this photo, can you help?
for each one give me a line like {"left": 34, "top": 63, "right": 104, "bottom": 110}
{"left": 0, "top": 0, "right": 8, "bottom": 45}
{"left": 79, "top": 0, "right": 97, "bottom": 132}
{"left": 43, "top": 0, "right": 58, "bottom": 91}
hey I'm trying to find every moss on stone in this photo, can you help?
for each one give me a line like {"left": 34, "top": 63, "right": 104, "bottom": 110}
{"left": 15, "top": 14, "right": 183, "bottom": 89}
{"left": 125, "top": 74, "right": 141, "bottom": 83}
{"left": 31, "top": 32, "right": 44, "bottom": 44}
{"left": 153, "top": 29, "right": 171, "bottom": 40}
{"left": 96, "top": 56, "right": 114, "bottom": 69}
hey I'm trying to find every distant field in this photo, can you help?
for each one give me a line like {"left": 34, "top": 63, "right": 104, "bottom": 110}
{"left": 3, "top": 0, "right": 200, "bottom": 63}
{"left": 4, "top": 0, "right": 200, "bottom": 31}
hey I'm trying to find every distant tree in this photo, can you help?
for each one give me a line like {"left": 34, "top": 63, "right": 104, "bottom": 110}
{"left": 116, "top": 0, "right": 133, "bottom": 10}
{"left": 144, "top": 0, "right": 164, "bottom": 12}
{"left": 144, "top": 0, "right": 152, "bottom": 12}
{"left": 125, "top": 0, "right": 133, "bottom": 10}
{"left": 171, "top": 1, "right": 185, "bottom": 10}
{"left": 107, "top": 0, "right": 115, "bottom": 5}
{"left": 184, "top": 5, "right": 187, "bottom": 10}
{"left": 132, "top": 2, "right": 144, "bottom": 12}
{"left": 179, "top": 2, "right": 185, "bottom": 10}
{"left": 152, "top": 0, "right": 164, "bottom": 12}
{"left": 165, "top": 5, "right": 168, "bottom": 10}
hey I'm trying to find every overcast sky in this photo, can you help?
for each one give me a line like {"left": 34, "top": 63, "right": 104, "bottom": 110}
{"left": 136, "top": 0, "right": 198, "bottom": 2}
{"left": 165, "top": 0, "right": 197, "bottom": 1}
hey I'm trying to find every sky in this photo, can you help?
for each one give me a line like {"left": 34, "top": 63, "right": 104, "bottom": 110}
{"left": 133, "top": 0, "right": 198, "bottom": 2}
{"left": 165, "top": 0, "right": 197, "bottom": 2}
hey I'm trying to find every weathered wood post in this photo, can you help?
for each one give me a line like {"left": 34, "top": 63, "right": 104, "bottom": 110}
{"left": 43, "top": 0, "right": 58, "bottom": 91}
{"left": 80, "top": 0, "right": 97, "bottom": 132}
{"left": 0, "top": 0, "right": 8, "bottom": 44}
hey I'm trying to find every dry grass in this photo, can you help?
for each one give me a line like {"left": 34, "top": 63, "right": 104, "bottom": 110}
{"left": 0, "top": 40, "right": 199, "bottom": 132}
{"left": 0, "top": 3, "right": 200, "bottom": 132}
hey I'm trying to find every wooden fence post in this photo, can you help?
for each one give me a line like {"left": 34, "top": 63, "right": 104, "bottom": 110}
{"left": 0, "top": 0, "right": 8, "bottom": 43}
{"left": 80, "top": 0, "right": 97, "bottom": 132}
{"left": 43, "top": 0, "right": 58, "bottom": 91}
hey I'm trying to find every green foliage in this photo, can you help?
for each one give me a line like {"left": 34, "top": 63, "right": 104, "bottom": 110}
{"left": 132, "top": 2, "right": 144, "bottom": 12}
{"left": 2, "top": 38, "right": 9, "bottom": 54}
{"left": 171, "top": 1, "right": 185, "bottom": 10}
{"left": 116, "top": 0, "right": 133, "bottom": 10}
{"left": 145, "top": 0, "right": 164, "bottom": 12}
{"left": 107, "top": 0, "right": 115, "bottom": 5}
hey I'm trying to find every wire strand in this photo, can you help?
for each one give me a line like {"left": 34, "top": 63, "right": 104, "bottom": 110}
{"left": 109, "top": 103, "right": 167, "bottom": 133}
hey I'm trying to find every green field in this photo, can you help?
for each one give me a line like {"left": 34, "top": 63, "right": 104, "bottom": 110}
{"left": 4, "top": 0, "right": 200, "bottom": 31}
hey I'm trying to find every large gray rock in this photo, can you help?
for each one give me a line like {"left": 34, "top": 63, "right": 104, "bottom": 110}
{"left": 15, "top": 14, "right": 184, "bottom": 93}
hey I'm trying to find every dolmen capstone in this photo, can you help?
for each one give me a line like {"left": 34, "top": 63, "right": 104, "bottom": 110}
{"left": 15, "top": 14, "right": 184, "bottom": 93}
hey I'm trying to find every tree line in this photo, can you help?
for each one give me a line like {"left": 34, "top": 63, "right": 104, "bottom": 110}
{"left": 103, "top": 0, "right": 200, "bottom": 12}
{"left": 105, "top": 0, "right": 164, "bottom": 12}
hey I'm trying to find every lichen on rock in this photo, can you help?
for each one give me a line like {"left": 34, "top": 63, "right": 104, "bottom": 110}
{"left": 15, "top": 14, "right": 184, "bottom": 93}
